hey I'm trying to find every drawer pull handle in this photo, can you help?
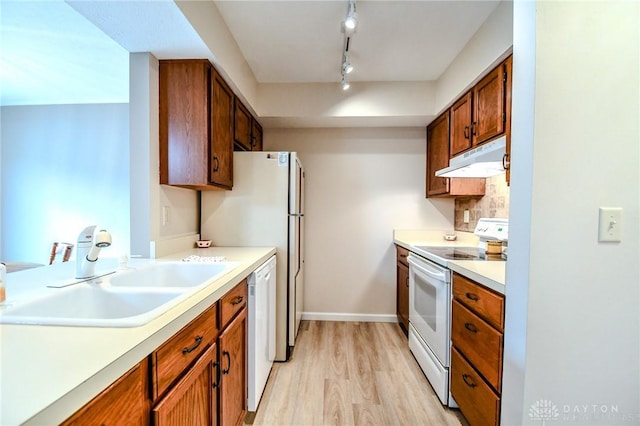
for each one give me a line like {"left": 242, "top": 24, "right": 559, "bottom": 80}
{"left": 464, "top": 322, "right": 478, "bottom": 333}
{"left": 212, "top": 361, "right": 221, "bottom": 389}
{"left": 400, "top": 254, "right": 407, "bottom": 258}
{"left": 465, "top": 292, "right": 479, "bottom": 301}
{"left": 222, "top": 350, "right": 231, "bottom": 374}
{"left": 182, "top": 335, "right": 203, "bottom": 354}
{"left": 230, "top": 296, "right": 244, "bottom": 306}
{"left": 462, "top": 374, "right": 477, "bottom": 388}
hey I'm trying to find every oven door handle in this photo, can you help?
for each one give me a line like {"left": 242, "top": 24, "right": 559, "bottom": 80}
{"left": 408, "top": 256, "right": 447, "bottom": 281}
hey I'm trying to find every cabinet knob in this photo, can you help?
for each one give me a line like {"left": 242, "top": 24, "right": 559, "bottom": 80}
{"left": 465, "top": 292, "right": 479, "bottom": 301}
{"left": 464, "top": 322, "right": 478, "bottom": 333}
{"left": 182, "top": 335, "right": 203, "bottom": 354}
{"left": 464, "top": 126, "right": 470, "bottom": 140}
{"left": 212, "top": 361, "right": 221, "bottom": 389}
{"left": 502, "top": 153, "right": 510, "bottom": 170}
{"left": 222, "top": 350, "right": 231, "bottom": 375}
{"left": 462, "top": 374, "right": 477, "bottom": 388}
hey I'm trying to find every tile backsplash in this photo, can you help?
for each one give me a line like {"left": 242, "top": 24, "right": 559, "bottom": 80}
{"left": 454, "top": 175, "right": 510, "bottom": 232}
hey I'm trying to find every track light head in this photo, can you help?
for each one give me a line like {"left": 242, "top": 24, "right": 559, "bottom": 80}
{"left": 343, "top": 0, "right": 358, "bottom": 32}
{"left": 343, "top": 62, "right": 353, "bottom": 74}
{"left": 341, "top": 78, "right": 351, "bottom": 91}
{"left": 344, "top": 12, "right": 358, "bottom": 31}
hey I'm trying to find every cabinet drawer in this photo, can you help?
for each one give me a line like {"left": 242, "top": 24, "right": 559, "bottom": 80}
{"left": 451, "top": 347, "right": 500, "bottom": 426}
{"left": 453, "top": 273, "right": 504, "bottom": 331}
{"left": 220, "top": 280, "right": 248, "bottom": 329}
{"left": 396, "top": 246, "right": 409, "bottom": 267}
{"left": 152, "top": 304, "right": 218, "bottom": 400}
{"left": 451, "top": 299, "right": 503, "bottom": 391}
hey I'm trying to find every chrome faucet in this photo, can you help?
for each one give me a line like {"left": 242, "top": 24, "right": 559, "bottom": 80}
{"left": 75, "top": 225, "right": 112, "bottom": 279}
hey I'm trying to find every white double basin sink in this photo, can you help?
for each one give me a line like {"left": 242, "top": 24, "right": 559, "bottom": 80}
{"left": 0, "top": 261, "right": 239, "bottom": 327}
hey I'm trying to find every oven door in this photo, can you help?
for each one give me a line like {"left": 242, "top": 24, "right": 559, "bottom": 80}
{"left": 408, "top": 254, "right": 451, "bottom": 366}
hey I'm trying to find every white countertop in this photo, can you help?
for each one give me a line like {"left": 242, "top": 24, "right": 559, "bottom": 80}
{"left": 393, "top": 229, "right": 506, "bottom": 294}
{"left": 0, "top": 246, "right": 275, "bottom": 426}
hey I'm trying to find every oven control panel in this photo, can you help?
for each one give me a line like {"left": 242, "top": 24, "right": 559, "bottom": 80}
{"left": 474, "top": 218, "right": 509, "bottom": 242}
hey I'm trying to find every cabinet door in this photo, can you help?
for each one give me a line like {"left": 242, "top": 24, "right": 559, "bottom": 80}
{"left": 472, "top": 65, "right": 505, "bottom": 145}
{"left": 211, "top": 68, "right": 234, "bottom": 189}
{"left": 152, "top": 344, "right": 217, "bottom": 426}
{"left": 62, "top": 360, "right": 148, "bottom": 426}
{"left": 397, "top": 261, "right": 409, "bottom": 334}
{"left": 234, "top": 98, "right": 252, "bottom": 151}
{"left": 426, "top": 112, "right": 450, "bottom": 197}
{"left": 159, "top": 60, "right": 210, "bottom": 187}
{"left": 251, "top": 120, "right": 263, "bottom": 151}
{"left": 219, "top": 308, "right": 247, "bottom": 426}
{"left": 449, "top": 92, "right": 473, "bottom": 157}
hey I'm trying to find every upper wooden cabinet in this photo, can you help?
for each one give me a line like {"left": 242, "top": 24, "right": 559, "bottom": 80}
{"left": 426, "top": 111, "right": 485, "bottom": 198}
{"left": 159, "top": 59, "right": 234, "bottom": 190}
{"left": 234, "top": 96, "right": 263, "bottom": 152}
{"left": 449, "top": 92, "right": 473, "bottom": 157}
{"left": 449, "top": 58, "right": 509, "bottom": 159}
{"left": 251, "top": 120, "right": 263, "bottom": 151}
{"left": 234, "top": 98, "right": 252, "bottom": 151}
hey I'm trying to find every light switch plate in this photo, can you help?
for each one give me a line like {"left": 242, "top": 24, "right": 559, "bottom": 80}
{"left": 463, "top": 210, "right": 470, "bottom": 224}
{"left": 598, "top": 207, "right": 622, "bottom": 242}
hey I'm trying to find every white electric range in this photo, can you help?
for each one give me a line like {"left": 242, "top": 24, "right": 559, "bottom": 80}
{"left": 407, "top": 218, "right": 508, "bottom": 407}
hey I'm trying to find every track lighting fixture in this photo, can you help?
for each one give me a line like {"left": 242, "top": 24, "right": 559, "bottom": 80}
{"left": 339, "top": 0, "right": 357, "bottom": 91}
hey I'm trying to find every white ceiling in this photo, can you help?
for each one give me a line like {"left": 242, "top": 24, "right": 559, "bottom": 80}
{"left": 0, "top": 0, "right": 500, "bottom": 106}
{"left": 215, "top": 1, "right": 500, "bottom": 83}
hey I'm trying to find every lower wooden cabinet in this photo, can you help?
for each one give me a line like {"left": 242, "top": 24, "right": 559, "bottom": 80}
{"left": 450, "top": 273, "right": 505, "bottom": 426}
{"left": 64, "top": 281, "right": 249, "bottom": 426}
{"left": 152, "top": 344, "right": 218, "bottom": 426}
{"left": 395, "top": 245, "right": 409, "bottom": 335}
{"left": 61, "top": 360, "right": 149, "bottom": 426}
{"left": 219, "top": 308, "right": 248, "bottom": 426}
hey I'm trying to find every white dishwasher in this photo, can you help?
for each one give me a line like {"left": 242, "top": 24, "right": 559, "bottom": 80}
{"left": 247, "top": 255, "right": 276, "bottom": 412}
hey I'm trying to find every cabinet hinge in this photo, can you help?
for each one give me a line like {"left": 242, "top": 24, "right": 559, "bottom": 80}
{"left": 503, "top": 70, "right": 507, "bottom": 83}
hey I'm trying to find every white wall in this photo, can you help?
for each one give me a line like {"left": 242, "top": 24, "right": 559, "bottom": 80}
{"left": 503, "top": 1, "right": 640, "bottom": 424}
{"left": 434, "top": 0, "right": 513, "bottom": 114}
{"left": 265, "top": 127, "right": 454, "bottom": 320}
{"left": 1, "top": 104, "right": 130, "bottom": 263}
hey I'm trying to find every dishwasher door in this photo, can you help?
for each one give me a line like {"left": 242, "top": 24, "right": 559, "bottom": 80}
{"left": 247, "top": 255, "right": 276, "bottom": 412}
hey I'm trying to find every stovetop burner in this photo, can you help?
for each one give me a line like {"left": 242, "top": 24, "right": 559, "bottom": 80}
{"left": 415, "top": 246, "right": 503, "bottom": 261}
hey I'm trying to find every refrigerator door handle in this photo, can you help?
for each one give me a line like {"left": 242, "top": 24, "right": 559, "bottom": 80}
{"left": 288, "top": 213, "right": 304, "bottom": 217}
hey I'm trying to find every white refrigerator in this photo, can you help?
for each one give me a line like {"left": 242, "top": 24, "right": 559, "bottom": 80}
{"left": 201, "top": 152, "right": 305, "bottom": 361}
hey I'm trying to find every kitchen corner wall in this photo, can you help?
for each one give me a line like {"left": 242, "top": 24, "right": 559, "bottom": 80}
{"left": 454, "top": 174, "right": 510, "bottom": 232}
{"left": 264, "top": 127, "right": 454, "bottom": 320}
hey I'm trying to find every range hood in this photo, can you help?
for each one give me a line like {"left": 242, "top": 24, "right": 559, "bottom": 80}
{"left": 435, "top": 135, "right": 507, "bottom": 178}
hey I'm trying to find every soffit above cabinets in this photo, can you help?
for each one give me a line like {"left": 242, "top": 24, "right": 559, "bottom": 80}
{"left": 1, "top": 0, "right": 503, "bottom": 128}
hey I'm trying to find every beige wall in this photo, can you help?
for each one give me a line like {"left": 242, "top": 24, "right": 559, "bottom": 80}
{"left": 265, "top": 127, "right": 454, "bottom": 320}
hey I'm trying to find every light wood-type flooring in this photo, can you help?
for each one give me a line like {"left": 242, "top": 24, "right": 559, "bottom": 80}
{"left": 247, "top": 321, "right": 465, "bottom": 426}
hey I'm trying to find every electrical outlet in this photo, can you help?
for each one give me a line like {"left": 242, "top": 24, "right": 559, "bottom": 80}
{"left": 162, "top": 206, "right": 170, "bottom": 226}
{"left": 598, "top": 207, "right": 622, "bottom": 242}
{"left": 463, "top": 210, "right": 470, "bottom": 224}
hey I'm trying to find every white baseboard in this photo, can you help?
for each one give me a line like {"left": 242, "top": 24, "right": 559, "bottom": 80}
{"left": 301, "top": 312, "right": 398, "bottom": 323}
